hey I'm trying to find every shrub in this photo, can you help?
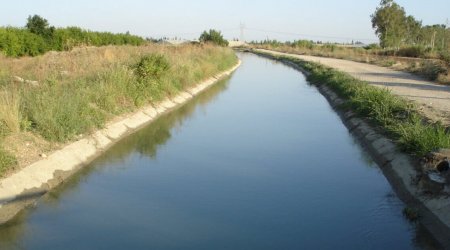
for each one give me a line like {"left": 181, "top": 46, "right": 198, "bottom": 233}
{"left": 364, "top": 43, "right": 381, "bottom": 50}
{"left": 134, "top": 54, "right": 170, "bottom": 80}
{"left": 419, "top": 61, "right": 447, "bottom": 81}
{"left": 199, "top": 29, "right": 229, "bottom": 47}
{"left": 439, "top": 51, "right": 450, "bottom": 64}
{"left": 397, "top": 46, "right": 429, "bottom": 58}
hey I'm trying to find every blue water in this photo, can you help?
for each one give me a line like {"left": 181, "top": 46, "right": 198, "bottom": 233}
{"left": 0, "top": 53, "right": 435, "bottom": 249}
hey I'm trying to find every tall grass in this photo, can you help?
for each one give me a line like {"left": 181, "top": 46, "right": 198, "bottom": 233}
{"left": 0, "top": 44, "right": 237, "bottom": 172}
{"left": 0, "top": 89, "right": 21, "bottom": 135}
{"left": 269, "top": 54, "right": 450, "bottom": 156}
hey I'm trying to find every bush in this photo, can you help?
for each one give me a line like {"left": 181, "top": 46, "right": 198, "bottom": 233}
{"left": 134, "top": 54, "right": 170, "bottom": 80}
{"left": 199, "top": 29, "right": 229, "bottom": 47}
{"left": 439, "top": 51, "right": 450, "bottom": 64}
{"left": 397, "top": 46, "right": 429, "bottom": 58}
{"left": 364, "top": 43, "right": 381, "bottom": 50}
{"left": 419, "top": 61, "right": 448, "bottom": 81}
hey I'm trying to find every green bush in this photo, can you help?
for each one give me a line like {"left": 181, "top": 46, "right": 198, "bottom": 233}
{"left": 199, "top": 29, "right": 229, "bottom": 47}
{"left": 134, "top": 54, "right": 170, "bottom": 80}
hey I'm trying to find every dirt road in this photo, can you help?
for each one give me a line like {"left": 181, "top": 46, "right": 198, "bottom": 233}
{"left": 257, "top": 49, "right": 450, "bottom": 126}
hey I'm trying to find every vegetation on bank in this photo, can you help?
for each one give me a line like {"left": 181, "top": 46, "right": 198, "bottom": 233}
{"left": 0, "top": 44, "right": 237, "bottom": 174}
{"left": 257, "top": 51, "right": 450, "bottom": 156}
{"left": 0, "top": 15, "right": 145, "bottom": 57}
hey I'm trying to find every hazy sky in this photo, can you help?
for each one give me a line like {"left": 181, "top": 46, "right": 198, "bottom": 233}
{"left": 1, "top": 0, "right": 449, "bottom": 43}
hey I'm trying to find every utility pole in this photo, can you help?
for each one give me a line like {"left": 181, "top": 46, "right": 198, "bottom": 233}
{"left": 445, "top": 18, "right": 449, "bottom": 50}
{"left": 240, "top": 22, "right": 245, "bottom": 42}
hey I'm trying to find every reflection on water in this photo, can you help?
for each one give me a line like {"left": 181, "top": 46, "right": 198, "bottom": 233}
{"left": 0, "top": 78, "right": 230, "bottom": 249}
{"left": 0, "top": 53, "right": 440, "bottom": 249}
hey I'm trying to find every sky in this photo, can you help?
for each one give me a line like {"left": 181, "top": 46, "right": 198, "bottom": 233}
{"left": 1, "top": 0, "right": 449, "bottom": 43}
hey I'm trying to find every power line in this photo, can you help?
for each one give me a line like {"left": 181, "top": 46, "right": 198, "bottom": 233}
{"left": 245, "top": 27, "right": 378, "bottom": 42}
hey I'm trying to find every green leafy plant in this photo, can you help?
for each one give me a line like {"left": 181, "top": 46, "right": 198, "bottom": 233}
{"left": 134, "top": 54, "right": 170, "bottom": 80}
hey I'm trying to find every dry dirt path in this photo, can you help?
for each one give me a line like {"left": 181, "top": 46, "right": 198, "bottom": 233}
{"left": 258, "top": 49, "right": 450, "bottom": 126}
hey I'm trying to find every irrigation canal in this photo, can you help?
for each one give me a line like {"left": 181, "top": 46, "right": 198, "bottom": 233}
{"left": 0, "top": 53, "right": 438, "bottom": 249}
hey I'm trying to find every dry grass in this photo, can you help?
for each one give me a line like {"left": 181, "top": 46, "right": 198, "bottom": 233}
{"left": 0, "top": 89, "right": 20, "bottom": 134}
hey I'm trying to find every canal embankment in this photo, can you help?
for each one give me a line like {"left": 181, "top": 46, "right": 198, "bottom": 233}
{"left": 0, "top": 51, "right": 241, "bottom": 225}
{"left": 251, "top": 49, "right": 450, "bottom": 248}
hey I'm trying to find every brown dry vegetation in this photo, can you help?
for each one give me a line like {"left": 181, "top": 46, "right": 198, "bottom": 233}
{"left": 0, "top": 44, "right": 237, "bottom": 175}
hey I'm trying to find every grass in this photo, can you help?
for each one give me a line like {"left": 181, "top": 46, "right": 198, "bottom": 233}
{"left": 257, "top": 51, "right": 450, "bottom": 156}
{"left": 0, "top": 44, "right": 238, "bottom": 173}
{"left": 0, "top": 89, "right": 21, "bottom": 135}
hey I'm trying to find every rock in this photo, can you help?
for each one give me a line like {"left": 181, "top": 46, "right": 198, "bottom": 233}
{"left": 12, "top": 76, "right": 39, "bottom": 86}
{"left": 13, "top": 76, "right": 25, "bottom": 83}
{"left": 24, "top": 80, "right": 39, "bottom": 87}
{"left": 419, "top": 149, "right": 450, "bottom": 192}
{"left": 436, "top": 160, "right": 449, "bottom": 172}
{"left": 421, "top": 149, "right": 450, "bottom": 172}
{"left": 418, "top": 172, "right": 445, "bottom": 193}
{"left": 40, "top": 153, "right": 47, "bottom": 158}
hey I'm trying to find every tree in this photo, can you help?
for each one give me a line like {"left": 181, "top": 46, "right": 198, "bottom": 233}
{"left": 26, "top": 15, "right": 54, "bottom": 39}
{"left": 404, "top": 15, "right": 422, "bottom": 45}
{"left": 199, "top": 29, "right": 228, "bottom": 47}
{"left": 371, "top": 0, "right": 408, "bottom": 49}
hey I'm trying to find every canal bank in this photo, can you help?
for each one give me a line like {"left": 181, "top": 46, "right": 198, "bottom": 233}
{"left": 251, "top": 50, "right": 450, "bottom": 248}
{"left": 0, "top": 60, "right": 241, "bottom": 225}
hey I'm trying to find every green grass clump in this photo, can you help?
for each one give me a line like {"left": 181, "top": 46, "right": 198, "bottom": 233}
{"left": 274, "top": 54, "right": 450, "bottom": 156}
{"left": 0, "top": 148, "right": 16, "bottom": 174}
{"left": 21, "top": 82, "right": 107, "bottom": 142}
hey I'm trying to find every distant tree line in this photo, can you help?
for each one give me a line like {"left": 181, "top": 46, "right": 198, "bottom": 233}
{"left": 0, "top": 15, "right": 145, "bottom": 57}
{"left": 371, "top": 0, "right": 449, "bottom": 52}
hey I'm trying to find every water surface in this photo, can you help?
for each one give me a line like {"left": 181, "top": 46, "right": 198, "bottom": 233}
{"left": 0, "top": 53, "right": 437, "bottom": 249}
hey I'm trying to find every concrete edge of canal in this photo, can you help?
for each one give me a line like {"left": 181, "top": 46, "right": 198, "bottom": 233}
{"left": 0, "top": 60, "right": 242, "bottom": 226}
{"left": 252, "top": 51, "right": 450, "bottom": 249}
